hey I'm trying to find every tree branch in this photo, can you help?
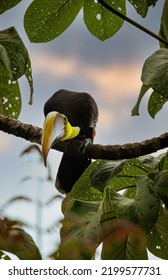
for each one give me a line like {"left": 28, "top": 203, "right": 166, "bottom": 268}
{"left": 97, "top": 0, "right": 168, "bottom": 47}
{"left": 0, "top": 114, "right": 168, "bottom": 160}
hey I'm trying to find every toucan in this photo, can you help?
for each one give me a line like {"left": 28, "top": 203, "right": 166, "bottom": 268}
{"left": 41, "top": 89, "right": 99, "bottom": 194}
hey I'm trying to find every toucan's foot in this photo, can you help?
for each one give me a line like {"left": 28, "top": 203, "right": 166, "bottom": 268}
{"left": 80, "top": 138, "right": 92, "bottom": 155}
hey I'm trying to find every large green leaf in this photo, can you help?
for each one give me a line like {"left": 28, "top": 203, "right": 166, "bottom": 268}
{"left": 158, "top": 152, "right": 168, "bottom": 171}
{"left": 0, "top": 27, "right": 33, "bottom": 107}
{"left": 108, "top": 159, "right": 154, "bottom": 192}
{"left": 0, "top": 27, "right": 30, "bottom": 80}
{"left": 128, "top": 0, "right": 148, "bottom": 17}
{"left": 0, "top": 218, "right": 42, "bottom": 260}
{"left": 90, "top": 159, "right": 124, "bottom": 192}
{"left": 100, "top": 187, "right": 148, "bottom": 259}
{"left": 148, "top": 207, "right": 168, "bottom": 259}
{"left": 0, "top": 0, "right": 22, "bottom": 14}
{"left": 101, "top": 220, "right": 148, "bottom": 259}
{"left": 57, "top": 199, "right": 101, "bottom": 259}
{"left": 148, "top": 91, "right": 168, "bottom": 118}
{"left": 159, "top": 24, "right": 168, "bottom": 49}
{"left": 84, "top": 0, "right": 125, "bottom": 41}
{"left": 142, "top": 48, "right": 168, "bottom": 98}
{"left": 134, "top": 176, "right": 160, "bottom": 231}
{"left": 138, "top": 154, "right": 161, "bottom": 169}
{"left": 24, "top": 0, "right": 83, "bottom": 43}
{"left": 100, "top": 187, "right": 117, "bottom": 223}
{"left": 132, "top": 48, "right": 168, "bottom": 117}
{"left": 23, "top": 0, "right": 158, "bottom": 43}
{"left": 0, "top": 64, "right": 21, "bottom": 118}
{"left": 102, "top": 177, "right": 160, "bottom": 233}
{"left": 62, "top": 161, "right": 103, "bottom": 214}
{"left": 158, "top": 0, "right": 168, "bottom": 47}
{"left": 90, "top": 158, "right": 154, "bottom": 193}
{"left": 132, "top": 84, "right": 149, "bottom": 116}
{"left": 152, "top": 171, "right": 168, "bottom": 207}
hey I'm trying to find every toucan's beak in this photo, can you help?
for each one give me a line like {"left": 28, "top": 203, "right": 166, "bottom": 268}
{"left": 41, "top": 111, "right": 65, "bottom": 166}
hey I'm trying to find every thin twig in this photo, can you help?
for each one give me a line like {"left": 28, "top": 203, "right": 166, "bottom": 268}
{"left": 97, "top": 0, "right": 168, "bottom": 47}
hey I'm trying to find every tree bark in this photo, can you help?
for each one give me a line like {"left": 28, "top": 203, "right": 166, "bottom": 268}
{"left": 0, "top": 114, "right": 168, "bottom": 160}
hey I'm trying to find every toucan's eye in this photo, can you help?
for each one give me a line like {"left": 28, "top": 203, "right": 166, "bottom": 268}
{"left": 62, "top": 115, "right": 68, "bottom": 123}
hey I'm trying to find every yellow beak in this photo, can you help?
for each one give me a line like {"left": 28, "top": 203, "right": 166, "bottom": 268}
{"left": 41, "top": 111, "right": 80, "bottom": 166}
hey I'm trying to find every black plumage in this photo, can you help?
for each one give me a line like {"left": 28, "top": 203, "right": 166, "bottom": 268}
{"left": 44, "top": 89, "right": 98, "bottom": 194}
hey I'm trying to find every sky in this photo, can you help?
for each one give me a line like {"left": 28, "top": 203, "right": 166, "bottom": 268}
{"left": 0, "top": 0, "right": 167, "bottom": 259}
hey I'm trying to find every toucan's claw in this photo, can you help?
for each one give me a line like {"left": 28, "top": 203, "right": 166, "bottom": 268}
{"left": 80, "top": 138, "right": 92, "bottom": 155}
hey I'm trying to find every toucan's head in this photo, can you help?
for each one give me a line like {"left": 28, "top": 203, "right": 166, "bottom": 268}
{"left": 41, "top": 111, "right": 80, "bottom": 166}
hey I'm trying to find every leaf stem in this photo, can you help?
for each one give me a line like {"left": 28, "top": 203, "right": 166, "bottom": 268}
{"left": 97, "top": 0, "right": 168, "bottom": 47}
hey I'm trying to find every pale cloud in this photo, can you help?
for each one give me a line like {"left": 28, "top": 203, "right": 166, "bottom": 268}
{"left": 31, "top": 52, "right": 78, "bottom": 78}
{"left": 96, "top": 101, "right": 134, "bottom": 139}
{"left": 31, "top": 51, "right": 142, "bottom": 103}
{"left": 98, "top": 108, "right": 116, "bottom": 131}
{"left": 83, "top": 63, "right": 142, "bottom": 102}
{"left": 0, "top": 132, "right": 12, "bottom": 153}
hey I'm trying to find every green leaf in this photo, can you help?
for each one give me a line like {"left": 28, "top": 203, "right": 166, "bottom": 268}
{"left": 62, "top": 161, "right": 103, "bottom": 214}
{"left": 139, "top": 154, "right": 160, "bottom": 169}
{"left": 132, "top": 84, "right": 150, "bottom": 116}
{"left": 109, "top": 158, "right": 154, "bottom": 191}
{"left": 24, "top": 56, "right": 34, "bottom": 105}
{"left": 158, "top": 152, "right": 168, "bottom": 171}
{"left": 128, "top": 0, "right": 148, "bottom": 17}
{"left": 0, "top": 218, "right": 42, "bottom": 260}
{"left": 159, "top": 23, "right": 168, "bottom": 49}
{"left": 0, "top": 44, "right": 13, "bottom": 79}
{"left": 148, "top": 207, "right": 168, "bottom": 259}
{"left": 84, "top": 0, "right": 125, "bottom": 41}
{"left": 0, "top": 27, "right": 29, "bottom": 80}
{"left": 24, "top": 0, "right": 83, "bottom": 43}
{"left": 0, "top": 27, "right": 34, "bottom": 105}
{"left": 90, "top": 158, "right": 154, "bottom": 193}
{"left": 134, "top": 48, "right": 168, "bottom": 116}
{"left": 0, "top": 250, "right": 11, "bottom": 260}
{"left": 0, "top": 0, "right": 22, "bottom": 14}
{"left": 146, "top": 0, "right": 158, "bottom": 6}
{"left": 135, "top": 176, "right": 160, "bottom": 231}
{"left": 0, "top": 64, "right": 21, "bottom": 118}
{"left": 101, "top": 220, "right": 148, "bottom": 259}
{"left": 57, "top": 199, "right": 101, "bottom": 259}
{"left": 123, "top": 187, "right": 136, "bottom": 199}
{"left": 141, "top": 48, "right": 168, "bottom": 98}
{"left": 90, "top": 159, "right": 124, "bottom": 192}
{"left": 159, "top": 0, "right": 168, "bottom": 45}
{"left": 100, "top": 187, "right": 117, "bottom": 222}
{"left": 152, "top": 171, "right": 168, "bottom": 207}
{"left": 148, "top": 91, "right": 168, "bottom": 118}
{"left": 102, "top": 176, "right": 160, "bottom": 233}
